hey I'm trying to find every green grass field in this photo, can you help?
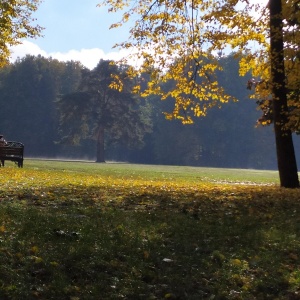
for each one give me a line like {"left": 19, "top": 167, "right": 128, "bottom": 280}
{"left": 0, "top": 159, "right": 300, "bottom": 299}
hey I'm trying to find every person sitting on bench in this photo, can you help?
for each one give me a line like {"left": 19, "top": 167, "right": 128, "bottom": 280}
{"left": 0, "top": 135, "right": 7, "bottom": 146}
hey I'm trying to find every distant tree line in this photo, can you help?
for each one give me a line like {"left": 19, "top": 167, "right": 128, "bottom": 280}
{"left": 0, "top": 54, "right": 299, "bottom": 169}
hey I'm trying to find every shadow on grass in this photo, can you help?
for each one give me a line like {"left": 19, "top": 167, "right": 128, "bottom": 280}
{"left": 1, "top": 184, "right": 300, "bottom": 299}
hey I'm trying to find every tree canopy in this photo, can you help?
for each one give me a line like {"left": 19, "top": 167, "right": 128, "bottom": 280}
{"left": 0, "top": 55, "right": 82, "bottom": 156}
{"left": 99, "top": 0, "right": 300, "bottom": 187}
{"left": 0, "top": 0, "right": 42, "bottom": 67}
{"left": 57, "top": 60, "right": 152, "bottom": 162}
{"left": 99, "top": 0, "right": 268, "bottom": 123}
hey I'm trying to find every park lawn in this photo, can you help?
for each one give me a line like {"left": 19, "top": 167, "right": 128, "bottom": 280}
{"left": 0, "top": 160, "right": 300, "bottom": 299}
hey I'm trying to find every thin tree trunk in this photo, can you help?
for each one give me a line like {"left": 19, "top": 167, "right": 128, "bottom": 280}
{"left": 96, "top": 126, "right": 105, "bottom": 163}
{"left": 269, "top": 0, "right": 299, "bottom": 188}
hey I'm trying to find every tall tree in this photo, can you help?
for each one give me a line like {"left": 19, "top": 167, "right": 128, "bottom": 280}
{"left": 99, "top": 0, "right": 300, "bottom": 187}
{"left": 57, "top": 60, "right": 152, "bottom": 162}
{"left": 269, "top": 0, "right": 299, "bottom": 187}
{"left": 0, "top": 0, "right": 42, "bottom": 67}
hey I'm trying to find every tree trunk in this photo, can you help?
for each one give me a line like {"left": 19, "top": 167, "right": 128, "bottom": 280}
{"left": 269, "top": 0, "right": 299, "bottom": 188}
{"left": 96, "top": 126, "right": 105, "bottom": 163}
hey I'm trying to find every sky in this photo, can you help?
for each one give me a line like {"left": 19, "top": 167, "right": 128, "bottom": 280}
{"left": 9, "top": 0, "right": 267, "bottom": 70}
{"left": 9, "top": 0, "right": 132, "bottom": 69}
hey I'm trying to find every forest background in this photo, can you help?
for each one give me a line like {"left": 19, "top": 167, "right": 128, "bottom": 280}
{"left": 1, "top": 54, "right": 299, "bottom": 170}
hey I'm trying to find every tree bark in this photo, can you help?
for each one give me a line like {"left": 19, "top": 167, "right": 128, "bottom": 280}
{"left": 96, "top": 126, "right": 105, "bottom": 163}
{"left": 269, "top": 0, "right": 299, "bottom": 188}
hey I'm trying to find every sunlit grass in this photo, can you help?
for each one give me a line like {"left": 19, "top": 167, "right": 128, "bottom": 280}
{"left": 24, "top": 158, "right": 280, "bottom": 183}
{"left": 0, "top": 160, "right": 299, "bottom": 299}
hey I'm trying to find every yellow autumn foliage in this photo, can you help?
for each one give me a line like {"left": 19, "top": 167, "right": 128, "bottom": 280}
{"left": 99, "top": 0, "right": 299, "bottom": 129}
{"left": 0, "top": 1, "right": 42, "bottom": 67}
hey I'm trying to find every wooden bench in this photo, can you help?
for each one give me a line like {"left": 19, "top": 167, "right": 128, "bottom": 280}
{"left": 0, "top": 141, "right": 24, "bottom": 168}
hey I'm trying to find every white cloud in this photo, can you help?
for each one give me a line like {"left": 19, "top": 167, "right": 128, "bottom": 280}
{"left": 10, "top": 40, "right": 48, "bottom": 61}
{"left": 48, "top": 48, "right": 107, "bottom": 69}
{"left": 9, "top": 40, "right": 131, "bottom": 69}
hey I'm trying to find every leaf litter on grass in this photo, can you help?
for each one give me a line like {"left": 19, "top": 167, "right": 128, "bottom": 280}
{"left": 0, "top": 165, "right": 300, "bottom": 299}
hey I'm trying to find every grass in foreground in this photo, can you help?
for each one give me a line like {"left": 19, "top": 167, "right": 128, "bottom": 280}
{"left": 0, "top": 160, "right": 300, "bottom": 299}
